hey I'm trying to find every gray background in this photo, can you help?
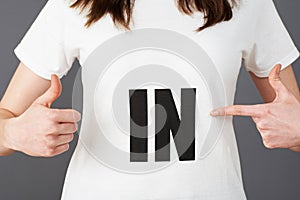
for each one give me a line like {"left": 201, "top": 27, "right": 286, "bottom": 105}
{"left": 0, "top": 0, "right": 299, "bottom": 199}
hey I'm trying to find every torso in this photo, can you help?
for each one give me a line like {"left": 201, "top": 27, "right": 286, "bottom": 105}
{"left": 60, "top": 0, "right": 252, "bottom": 199}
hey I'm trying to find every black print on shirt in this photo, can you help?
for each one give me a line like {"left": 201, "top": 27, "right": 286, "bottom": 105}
{"left": 129, "top": 88, "right": 196, "bottom": 162}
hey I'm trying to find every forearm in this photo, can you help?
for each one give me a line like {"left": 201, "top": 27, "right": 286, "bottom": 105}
{"left": 250, "top": 65, "right": 300, "bottom": 103}
{"left": 0, "top": 108, "right": 16, "bottom": 156}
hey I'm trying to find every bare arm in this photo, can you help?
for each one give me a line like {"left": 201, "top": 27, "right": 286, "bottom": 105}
{"left": 0, "top": 109, "right": 17, "bottom": 155}
{"left": 211, "top": 64, "right": 300, "bottom": 152}
{"left": 0, "top": 63, "right": 52, "bottom": 116}
{"left": 249, "top": 64, "right": 300, "bottom": 152}
{"left": 0, "top": 62, "right": 81, "bottom": 157}
{"left": 0, "top": 63, "right": 50, "bottom": 155}
{"left": 249, "top": 65, "right": 300, "bottom": 103}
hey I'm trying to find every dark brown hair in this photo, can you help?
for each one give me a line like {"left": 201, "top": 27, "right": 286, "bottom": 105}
{"left": 70, "top": 0, "right": 236, "bottom": 32}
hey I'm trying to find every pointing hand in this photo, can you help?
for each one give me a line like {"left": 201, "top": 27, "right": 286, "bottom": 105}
{"left": 210, "top": 65, "right": 300, "bottom": 150}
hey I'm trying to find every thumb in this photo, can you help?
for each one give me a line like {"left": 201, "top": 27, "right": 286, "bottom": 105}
{"left": 35, "top": 74, "right": 62, "bottom": 108}
{"left": 268, "top": 64, "right": 290, "bottom": 102}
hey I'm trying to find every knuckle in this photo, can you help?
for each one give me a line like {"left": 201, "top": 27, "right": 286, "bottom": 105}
{"left": 66, "top": 124, "right": 77, "bottom": 133}
{"left": 262, "top": 134, "right": 276, "bottom": 149}
{"left": 262, "top": 132, "right": 271, "bottom": 141}
{"left": 256, "top": 121, "right": 268, "bottom": 130}
{"left": 256, "top": 122, "right": 262, "bottom": 129}
{"left": 45, "top": 135, "right": 57, "bottom": 147}
{"left": 47, "top": 124, "right": 59, "bottom": 134}
{"left": 262, "top": 139, "right": 272, "bottom": 149}
{"left": 263, "top": 141, "right": 275, "bottom": 149}
{"left": 44, "top": 147, "right": 56, "bottom": 157}
{"left": 252, "top": 117, "right": 259, "bottom": 123}
{"left": 233, "top": 106, "right": 241, "bottom": 115}
{"left": 256, "top": 122, "right": 264, "bottom": 130}
{"left": 46, "top": 109, "right": 59, "bottom": 121}
{"left": 262, "top": 107, "right": 271, "bottom": 116}
{"left": 45, "top": 109, "right": 52, "bottom": 120}
{"left": 45, "top": 109, "right": 53, "bottom": 119}
{"left": 44, "top": 120, "right": 56, "bottom": 131}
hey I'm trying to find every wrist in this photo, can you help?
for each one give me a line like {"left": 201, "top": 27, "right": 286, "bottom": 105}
{"left": 0, "top": 118, "right": 16, "bottom": 155}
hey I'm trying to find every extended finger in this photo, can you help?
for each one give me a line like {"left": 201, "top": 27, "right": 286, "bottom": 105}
{"left": 210, "top": 104, "right": 264, "bottom": 117}
{"left": 51, "top": 143, "right": 70, "bottom": 157}
{"left": 59, "top": 123, "right": 78, "bottom": 134}
{"left": 48, "top": 109, "right": 81, "bottom": 123}
{"left": 46, "top": 122, "right": 78, "bottom": 134}
{"left": 55, "top": 134, "right": 75, "bottom": 146}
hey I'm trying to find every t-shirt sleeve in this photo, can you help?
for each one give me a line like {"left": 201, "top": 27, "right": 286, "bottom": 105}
{"left": 14, "top": 0, "right": 75, "bottom": 80}
{"left": 242, "top": 0, "right": 300, "bottom": 77}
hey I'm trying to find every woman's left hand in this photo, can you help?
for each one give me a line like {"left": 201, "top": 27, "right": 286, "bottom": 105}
{"left": 210, "top": 65, "right": 300, "bottom": 151}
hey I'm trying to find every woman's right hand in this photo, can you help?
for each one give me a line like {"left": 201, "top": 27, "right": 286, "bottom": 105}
{"left": 2, "top": 74, "right": 81, "bottom": 157}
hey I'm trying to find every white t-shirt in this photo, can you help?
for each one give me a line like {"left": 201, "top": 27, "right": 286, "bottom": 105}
{"left": 14, "top": 0, "right": 299, "bottom": 199}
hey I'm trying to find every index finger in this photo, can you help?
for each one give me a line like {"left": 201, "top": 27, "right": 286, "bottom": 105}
{"left": 49, "top": 109, "right": 81, "bottom": 123}
{"left": 210, "top": 104, "right": 264, "bottom": 117}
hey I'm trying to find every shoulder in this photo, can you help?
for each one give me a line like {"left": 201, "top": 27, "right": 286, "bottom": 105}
{"left": 41, "top": 0, "right": 87, "bottom": 28}
{"left": 42, "top": 0, "right": 81, "bottom": 17}
{"left": 232, "top": 0, "right": 274, "bottom": 22}
{"left": 235, "top": 0, "right": 275, "bottom": 11}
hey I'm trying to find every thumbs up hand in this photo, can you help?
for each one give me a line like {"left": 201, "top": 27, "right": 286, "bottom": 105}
{"left": 3, "top": 74, "right": 81, "bottom": 157}
{"left": 211, "top": 64, "right": 300, "bottom": 150}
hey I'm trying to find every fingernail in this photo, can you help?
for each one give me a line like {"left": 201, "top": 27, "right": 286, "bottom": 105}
{"left": 74, "top": 112, "right": 81, "bottom": 121}
{"left": 210, "top": 110, "right": 218, "bottom": 116}
{"left": 276, "top": 65, "right": 281, "bottom": 74}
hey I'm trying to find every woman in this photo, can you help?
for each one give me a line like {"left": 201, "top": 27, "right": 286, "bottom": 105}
{"left": 0, "top": 0, "right": 299, "bottom": 199}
